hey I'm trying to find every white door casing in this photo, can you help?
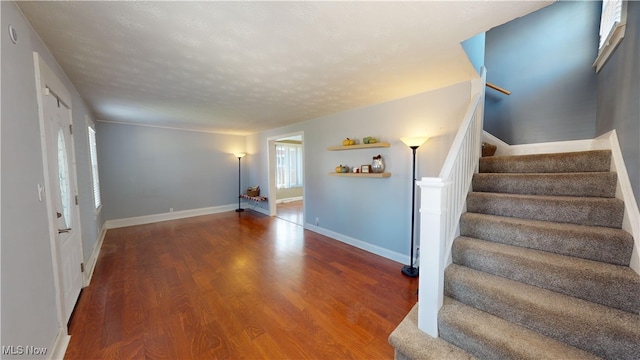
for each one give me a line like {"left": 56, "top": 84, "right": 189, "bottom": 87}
{"left": 34, "top": 53, "right": 84, "bottom": 328}
{"left": 267, "top": 131, "right": 305, "bottom": 221}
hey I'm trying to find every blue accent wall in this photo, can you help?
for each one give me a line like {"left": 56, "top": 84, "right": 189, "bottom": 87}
{"left": 462, "top": 32, "right": 486, "bottom": 76}
{"left": 484, "top": 1, "right": 601, "bottom": 145}
{"left": 596, "top": 0, "right": 640, "bottom": 207}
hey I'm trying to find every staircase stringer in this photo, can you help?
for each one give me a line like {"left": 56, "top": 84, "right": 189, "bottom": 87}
{"left": 604, "top": 130, "right": 640, "bottom": 274}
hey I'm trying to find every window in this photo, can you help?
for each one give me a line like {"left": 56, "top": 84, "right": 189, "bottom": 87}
{"left": 88, "top": 125, "right": 102, "bottom": 210}
{"left": 594, "top": 0, "right": 627, "bottom": 72}
{"left": 275, "top": 143, "right": 303, "bottom": 189}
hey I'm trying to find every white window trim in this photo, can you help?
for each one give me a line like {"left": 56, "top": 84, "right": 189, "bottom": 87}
{"left": 86, "top": 116, "right": 102, "bottom": 214}
{"left": 594, "top": 0, "right": 627, "bottom": 73}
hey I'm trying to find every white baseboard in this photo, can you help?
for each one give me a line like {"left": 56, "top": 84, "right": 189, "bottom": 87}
{"left": 304, "top": 223, "right": 409, "bottom": 265}
{"left": 482, "top": 131, "right": 601, "bottom": 156}
{"left": 276, "top": 196, "right": 303, "bottom": 204}
{"left": 508, "top": 139, "right": 596, "bottom": 155}
{"left": 105, "top": 204, "right": 239, "bottom": 229}
{"left": 84, "top": 223, "right": 107, "bottom": 286}
{"left": 604, "top": 130, "right": 640, "bottom": 274}
{"left": 49, "top": 328, "right": 70, "bottom": 360}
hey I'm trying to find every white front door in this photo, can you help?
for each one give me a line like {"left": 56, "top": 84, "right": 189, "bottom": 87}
{"left": 42, "top": 88, "right": 84, "bottom": 324}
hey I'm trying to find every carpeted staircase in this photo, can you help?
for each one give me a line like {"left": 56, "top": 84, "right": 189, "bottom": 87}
{"left": 389, "top": 150, "right": 640, "bottom": 360}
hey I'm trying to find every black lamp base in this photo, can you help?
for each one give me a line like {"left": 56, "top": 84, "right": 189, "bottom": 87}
{"left": 235, "top": 208, "right": 245, "bottom": 213}
{"left": 401, "top": 265, "right": 419, "bottom": 277}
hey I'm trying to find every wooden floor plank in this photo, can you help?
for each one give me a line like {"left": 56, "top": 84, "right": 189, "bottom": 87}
{"left": 66, "top": 210, "right": 418, "bottom": 359}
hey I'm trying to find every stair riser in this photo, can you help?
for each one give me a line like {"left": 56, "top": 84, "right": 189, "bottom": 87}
{"left": 452, "top": 237, "right": 640, "bottom": 314}
{"left": 479, "top": 150, "right": 611, "bottom": 174}
{"left": 460, "top": 213, "right": 633, "bottom": 266}
{"left": 439, "top": 320, "right": 523, "bottom": 360}
{"left": 444, "top": 265, "right": 640, "bottom": 360}
{"left": 472, "top": 172, "right": 617, "bottom": 198}
{"left": 439, "top": 298, "right": 600, "bottom": 360}
{"left": 388, "top": 304, "right": 475, "bottom": 360}
{"left": 467, "top": 193, "right": 624, "bottom": 228}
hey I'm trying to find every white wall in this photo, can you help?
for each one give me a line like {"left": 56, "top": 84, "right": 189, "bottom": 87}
{"left": 1, "top": 2, "right": 104, "bottom": 356}
{"left": 247, "top": 80, "right": 472, "bottom": 260}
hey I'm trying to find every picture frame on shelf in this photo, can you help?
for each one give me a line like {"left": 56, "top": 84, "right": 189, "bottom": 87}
{"left": 361, "top": 165, "right": 371, "bottom": 173}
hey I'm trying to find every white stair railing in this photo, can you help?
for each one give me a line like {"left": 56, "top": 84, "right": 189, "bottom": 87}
{"left": 416, "top": 69, "right": 486, "bottom": 337}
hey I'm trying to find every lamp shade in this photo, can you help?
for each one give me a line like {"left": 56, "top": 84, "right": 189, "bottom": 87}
{"left": 234, "top": 152, "right": 246, "bottom": 158}
{"left": 401, "top": 136, "right": 428, "bottom": 148}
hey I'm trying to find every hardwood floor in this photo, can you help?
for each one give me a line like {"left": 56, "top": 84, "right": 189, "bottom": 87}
{"left": 276, "top": 200, "right": 303, "bottom": 225}
{"left": 66, "top": 210, "right": 418, "bottom": 359}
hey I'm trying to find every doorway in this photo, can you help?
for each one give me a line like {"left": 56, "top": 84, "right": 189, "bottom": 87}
{"left": 268, "top": 133, "right": 304, "bottom": 226}
{"left": 35, "top": 53, "right": 84, "bottom": 330}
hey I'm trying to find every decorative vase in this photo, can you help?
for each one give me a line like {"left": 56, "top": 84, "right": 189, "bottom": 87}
{"left": 371, "top": 155, "right": 384, "bottom": 173}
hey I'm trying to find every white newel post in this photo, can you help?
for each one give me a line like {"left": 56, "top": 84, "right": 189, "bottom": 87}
{"left": 416, "top": 177, "right": 450, "bottom": 337}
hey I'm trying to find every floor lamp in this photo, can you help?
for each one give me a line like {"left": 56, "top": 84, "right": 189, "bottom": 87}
{"left": 234, "top": 153, "right": 246, "bottom": 213}
{"left": 400, "top": 137, "right": 428, "bottom": 277}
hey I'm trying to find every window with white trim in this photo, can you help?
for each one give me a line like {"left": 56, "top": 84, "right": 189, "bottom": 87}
{"left": 87, "top": 125, "right": 102, "bottom": 210}
{"left": 275, "top": 143, "right": 303, "bottom": 189}
{"left": 594, "top": 0, "right": 627, "bottom": 72}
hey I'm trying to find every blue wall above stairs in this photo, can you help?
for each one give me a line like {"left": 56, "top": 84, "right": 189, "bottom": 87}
{"left": 484, "top": 1, "right": 601, "bottom": 145}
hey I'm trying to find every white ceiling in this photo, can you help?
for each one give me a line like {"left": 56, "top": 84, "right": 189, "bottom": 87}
{"left": 18, "top": 1, "right": 551, "bottom": 135}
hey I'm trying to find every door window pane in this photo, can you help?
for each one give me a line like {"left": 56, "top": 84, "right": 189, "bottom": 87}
{"left": 88, "top": 126, "right": 101, "bottom": 209}
{"left": 275, "top": 143, "right": 303, "bottom": 189}
{"left": 57, "top": 128, "right": 71, "bottom": 228}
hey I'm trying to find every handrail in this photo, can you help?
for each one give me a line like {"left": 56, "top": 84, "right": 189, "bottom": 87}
{"left": 486, "top": 82, "right": 511, "bottom": 95}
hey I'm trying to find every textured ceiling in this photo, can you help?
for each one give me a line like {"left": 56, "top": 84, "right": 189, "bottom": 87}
{"left": 18, "top": 1, "right": 551, "bottom": 135}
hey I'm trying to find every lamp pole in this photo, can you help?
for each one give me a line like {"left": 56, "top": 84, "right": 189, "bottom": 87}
{"left": 400, "top": 137, "right": 428, "bottom": 278}
{"left": 235, "top": 153, "right": 246, "bottom": 213}
{"left": 402, "top": 146, "right": 419, "bottom": 277}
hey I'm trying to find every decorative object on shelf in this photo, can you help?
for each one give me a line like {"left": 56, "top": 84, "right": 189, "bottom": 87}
{"left": 326, "top": 142, "right": 390, "bottom": 151}
{"left": 363, "top": 136, "right": 378, "bottom": 144}
{"left": 247, "top": 186, "right": 260, "bottom": 197}
{"left": 234, "top": 152, "right": 246, "bottom": 213}
{"left": 371, "top": 154, "right": 384, "bottom": 173}
{"left": 328, "top": 171, "right": 390, "bottom": 178}
{"left": 326, "top": 140, "right": 391, "bottom": 178}
{"left": 342, "top": 138, "right": 356, "bottom": 146}
{"left": 400, "top": 136, "right": 429, "bottom": 277}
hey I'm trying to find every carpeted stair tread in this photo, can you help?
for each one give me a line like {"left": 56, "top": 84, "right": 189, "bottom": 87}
{"left": 479, "top": 150, "right": 611, "bottom": 173}
{"left": 445, "top": 264, "right": 640, "bottom": 360}
{"left": 389, "top": 303, "right": 475, "bottom": 360}
{"left": 466, "top": 192, "right": 624, "bottom": 228}
{"left": 472, "top": 172, "right": 617, "bottom": 198}
{"left": 460, "top": 213, "right": 633, "bottom": 266}
{"left": 439, "top": 297, "right": 602, "bottom": 360}
{"left": 452, "top": 236, "right": 640, "bottom": 313}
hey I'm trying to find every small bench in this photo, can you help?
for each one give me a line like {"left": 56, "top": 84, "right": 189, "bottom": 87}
{"left": 240, "top": 194, "right": 268, "bottom": 202}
